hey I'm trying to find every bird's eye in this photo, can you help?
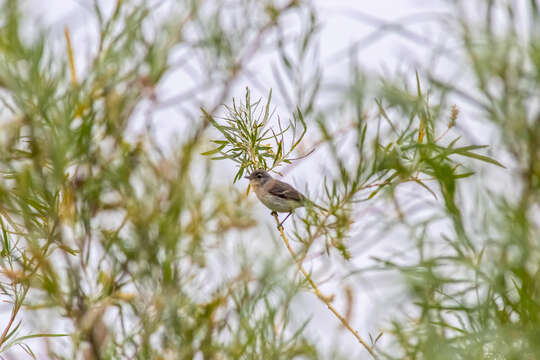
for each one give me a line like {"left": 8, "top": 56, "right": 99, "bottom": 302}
{"left": 257, "top": 174, "right": 262, "bottom": 178}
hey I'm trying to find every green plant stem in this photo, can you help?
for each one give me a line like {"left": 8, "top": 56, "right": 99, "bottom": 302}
{"left": 0, "top": 284, "right": 29, "bottom": 349}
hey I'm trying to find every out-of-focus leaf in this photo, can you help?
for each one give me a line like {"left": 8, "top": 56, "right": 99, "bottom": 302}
{"left": 454, "top": 149, "right": 505, "bottom": 168}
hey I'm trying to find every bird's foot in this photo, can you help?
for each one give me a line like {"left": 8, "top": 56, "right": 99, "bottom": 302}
{"left": 271, "top": 211, "right": 282, "bottom": 229}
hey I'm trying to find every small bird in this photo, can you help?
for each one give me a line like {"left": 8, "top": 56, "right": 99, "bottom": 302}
{"left": 244, "top": 169, "right": 308, "bottom": 227}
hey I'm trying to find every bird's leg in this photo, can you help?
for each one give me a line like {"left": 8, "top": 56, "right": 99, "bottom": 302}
{"left": 278, "top": 212, "right": 293, "bottom": 228}
{"left": 270, "top": 211, "right": 285, "bottom": 230}
{"left": 270, "top": 211, "right": 280, "bottom": 228}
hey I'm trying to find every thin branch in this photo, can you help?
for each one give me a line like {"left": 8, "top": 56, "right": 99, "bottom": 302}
{"left": 0, "top": 284, "right": 29, "bottom": 349}
{"left": 196, "top": 0, "right": 299, "bottom": 138}
{"left": 64, "top": 27, "right": 78, "bottom": 86}
{"left": 272, "top": 213, "right": 379, "bottom": 360}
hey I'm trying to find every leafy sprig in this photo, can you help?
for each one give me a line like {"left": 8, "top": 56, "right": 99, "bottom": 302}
{"left": 202, "top": 87, "right": 306, "bottom": 182}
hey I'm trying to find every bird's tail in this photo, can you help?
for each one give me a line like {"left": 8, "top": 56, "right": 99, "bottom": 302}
{"left": 304, "top": 198, "right": 328, "bottom": 212}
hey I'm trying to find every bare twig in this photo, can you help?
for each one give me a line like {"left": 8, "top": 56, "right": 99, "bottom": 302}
{"left": 64, "top": 27, "right": 78, "bottom": 86}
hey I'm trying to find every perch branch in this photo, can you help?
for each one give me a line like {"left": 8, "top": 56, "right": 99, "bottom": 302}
{"left": 272, "top": 213, "right": 378, "bottom": 360}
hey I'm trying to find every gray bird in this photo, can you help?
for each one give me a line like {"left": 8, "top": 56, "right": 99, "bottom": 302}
{"left": 244, "top": 169, "right": 307, "bottom": 227}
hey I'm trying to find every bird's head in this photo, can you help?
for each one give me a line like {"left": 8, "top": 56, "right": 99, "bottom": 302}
{"left": 244, "top": 169, "right": 272, "bottom": 187}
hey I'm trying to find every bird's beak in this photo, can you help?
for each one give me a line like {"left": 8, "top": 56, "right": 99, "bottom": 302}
{"left": 244, "top": 176, "right": 250, "bottom": 180}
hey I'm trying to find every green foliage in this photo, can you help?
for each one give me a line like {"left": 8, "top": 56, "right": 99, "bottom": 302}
{"left": 367, "top": 2, "right": 540, "bottom": 359}
{"left": 0, "top": 0, "right": 538, "bottom": 359}
{"left": 0, "top": 0, "right": 319, "bottom": 358}
{"left": 202, "top": 88, "right": 307, "bottom": 182}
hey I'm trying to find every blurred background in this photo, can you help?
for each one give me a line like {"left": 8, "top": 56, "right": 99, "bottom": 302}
{"left": 0, "top": 0, "right": 536, "bottom": 359}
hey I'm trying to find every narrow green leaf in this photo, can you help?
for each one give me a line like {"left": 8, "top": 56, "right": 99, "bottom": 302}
{"left": 368, "top": 185, "right": 385, "bottom": 200}
{"left": 454, "top": 171, "right": 475, "bottom": 178}
{"left": 0, "top": 217, "right": 9, "bottom": 256}
{"left": 14, "top": 333, "right": 69, "bottom": 342}
{"left": 414, "top": 179, "right": 438, "bottom": 200}
{"left": 415, "top": 71, "right": 422, "bottom": 98}
{"left": 210, "top": 140, "right": 228, "bottom": 145}
{"left": 3, "top": 320, "right": 22, "bottom": 343}
{"left": 447, "top": 136, "right": 461, "bottom": 148}
{"left": 201, "top": 143, "right": 226, "bottom": 156}
{"left": 455, "top": 150, "right": 505, "bottom": 168}
{"left": 210, "top": 156, "right": 234, "bottom": 161}
{"left": 452, "top": 144, "right": 489, "bottom": 152}
{"left": 262, "top": 89, "right": 272, "bottom": 125}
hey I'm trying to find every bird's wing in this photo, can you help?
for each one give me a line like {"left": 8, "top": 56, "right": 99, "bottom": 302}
{"left": 266, "top": 179, "right": 305, "bottom": 202}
